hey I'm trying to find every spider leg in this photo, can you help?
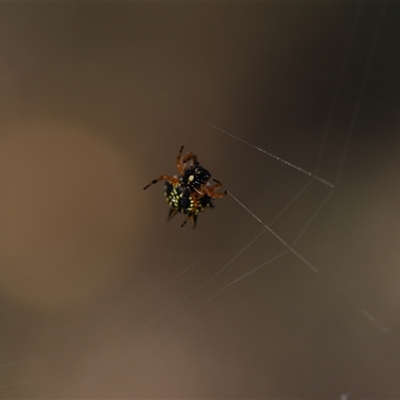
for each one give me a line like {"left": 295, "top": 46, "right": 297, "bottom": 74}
{"left": 143, "top": 175, "right": 179, "bottom": 190}
{"left": 181, "top": 213, "right": 196, "bottom": 228}
{"left": 181, "top": 213, "right": 198, "bottom": 228}
{"left": 202, "top": 179, "right": 227, "bottom": 199}
{"left": 176, "top": 145, "right": 200, "bottom": 174}
{"left": 176, "top": 145, "right": 185, "bottom": 175}
{"left": 207, "top": 190, "right": 227, "bottom": 199}
{"left": 167, "top": 208, "right": 179, "bottom": 221}
{"left": 191, "top": 214, "right": 198, "bottom": 228}
{"left": 181, "top": 151, "right": 198, "bottom": 166}
{"left": 211, "top": 179, "right": 224, "bottom": 190}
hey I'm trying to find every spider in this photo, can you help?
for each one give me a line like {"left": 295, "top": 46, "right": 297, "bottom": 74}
{"left": 143, "top": 145, "right": 227, "bottom": 228}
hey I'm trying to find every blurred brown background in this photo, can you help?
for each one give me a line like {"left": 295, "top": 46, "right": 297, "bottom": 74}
{"left": 0, "top": 2, "right": 399, "bottom": 398}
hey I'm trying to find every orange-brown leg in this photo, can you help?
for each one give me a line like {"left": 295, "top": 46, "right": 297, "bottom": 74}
{"left": 176, "top": 145, "right": 185, "bottom": 175}
{"left": 190, "top": 214, "right": 198, "bottom": 229}
{"left": 181, "top": 214, "right": 197, "bottom": 228}
{"left": 202, "top": 179, "right": 227, "bottom": 199}
{"left": 211, "top": 179, "right": 224, "bottom": 190}
{"left": 167, "top": 208, "right": 179, "bottom": 221}
{"left": 177, "top": 145, "right": 199, "bottom": 175}
{"left": 181, "top": 151, "right": 198, "bottom": 165}
{"left": 209, "top": 191, "right": 227, "bottom": 199}
{"left": 143, "top": 175, "right": 179, "bottom": 190}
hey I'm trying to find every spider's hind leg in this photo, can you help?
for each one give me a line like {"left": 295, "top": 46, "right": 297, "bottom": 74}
{"left": 167, "top": 208, "right": 178, "bottom": 221}
{"left": 180, "top": 212, "right": 197, "bottom": 229}
{"left": 191, "top": 214, "right": 198, "bottom": 229}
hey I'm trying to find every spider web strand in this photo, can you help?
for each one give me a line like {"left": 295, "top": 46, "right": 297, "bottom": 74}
{"left": 210, "top": 124, "right": 335, "bottom": 188}
{"left": 227, "top": 189, "right": 342, "bottom": 292}
{"left": 314, "top": 0, "right": 364, "bottom": 176}
{"left": 0, "top": 259, "right": 203, "bottom": 390}
{"left": 0, "top": 57, "right": 33, "bottom": 85}
{"left": 335, "top": 2, "right": 388, "bottom": 186}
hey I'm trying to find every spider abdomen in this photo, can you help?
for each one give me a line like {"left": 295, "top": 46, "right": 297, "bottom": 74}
{"left": 164, "top": 181, "right": 196, "bottom": 215}
{"left": 165, "top": 180, "right": 214, "bottom": 213}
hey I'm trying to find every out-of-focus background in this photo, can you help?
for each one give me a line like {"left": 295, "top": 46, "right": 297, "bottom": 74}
{"left": 0, "top": 2, "right": 399, "bottom": 398}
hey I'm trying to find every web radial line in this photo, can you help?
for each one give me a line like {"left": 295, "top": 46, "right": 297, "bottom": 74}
{"left": 210, "top": 124, "right": 335, "bottom": 188}
{"left": 50, "top": 298, "right": 198, "bottom": 397}
{"left": 0, "top": 260, "right": 202, "bottom": 389}
{"left": 0, "top": 57, "right": 33, "bottom": 85}
{"left": 53, "top": 251, "right": 288, "bottom": 399}
{"left": 0, "top": 356, "right": 40, "bottom": 369}
{"left": 362, "top": 310, "right": 389, "bottom": 334}
{"left": 217, "top": 179, "right": 314, "bottom": 277}
{"left": 216, "top": 229, "right": 266, "bottom": 276}
{"left": 269, "top": 178, "right": 314, "bottom": 226}
{"left": 342, "top": 315, "right": 399, "bottom": 400}
{"left": 314, "top": 0, "right": 364, "bottom": 176}
{"left": 38, "top": 271, "right": 219, "bottom": 399}
{"left": 227, "top": 190, "right": 342, "bottom": 290}
{"left": 292, "top": 189, "right": 335, "bottom": 247}
{"left": 0, "top": 376, "right": 51, "bottom": 392}
{"left": 335, "top": 2, "right": 388, "bottom": 187}
{"left": 46, "top": 259, "right": 202, "bottom": 356}
{"left": 215, "top": 180, "right": 315, "bottom": 290}
{"left": 226, "top": 251, "right": 288, "bottom": 286}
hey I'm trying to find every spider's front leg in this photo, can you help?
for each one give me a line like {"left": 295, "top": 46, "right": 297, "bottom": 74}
{"left": 181, "top": 151, "right": 198, "bottom": 166}
{"left": 143, "top": 175, "right": 179, "bottom": 190}
{"left": 202, "top": 179, "right": 227, "bottom": 199}
{"left": 176, "top": 145, "right": 185, "bottom": 175}
{"left": 176, "top": 145, "right": 199, "bottom": 174}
